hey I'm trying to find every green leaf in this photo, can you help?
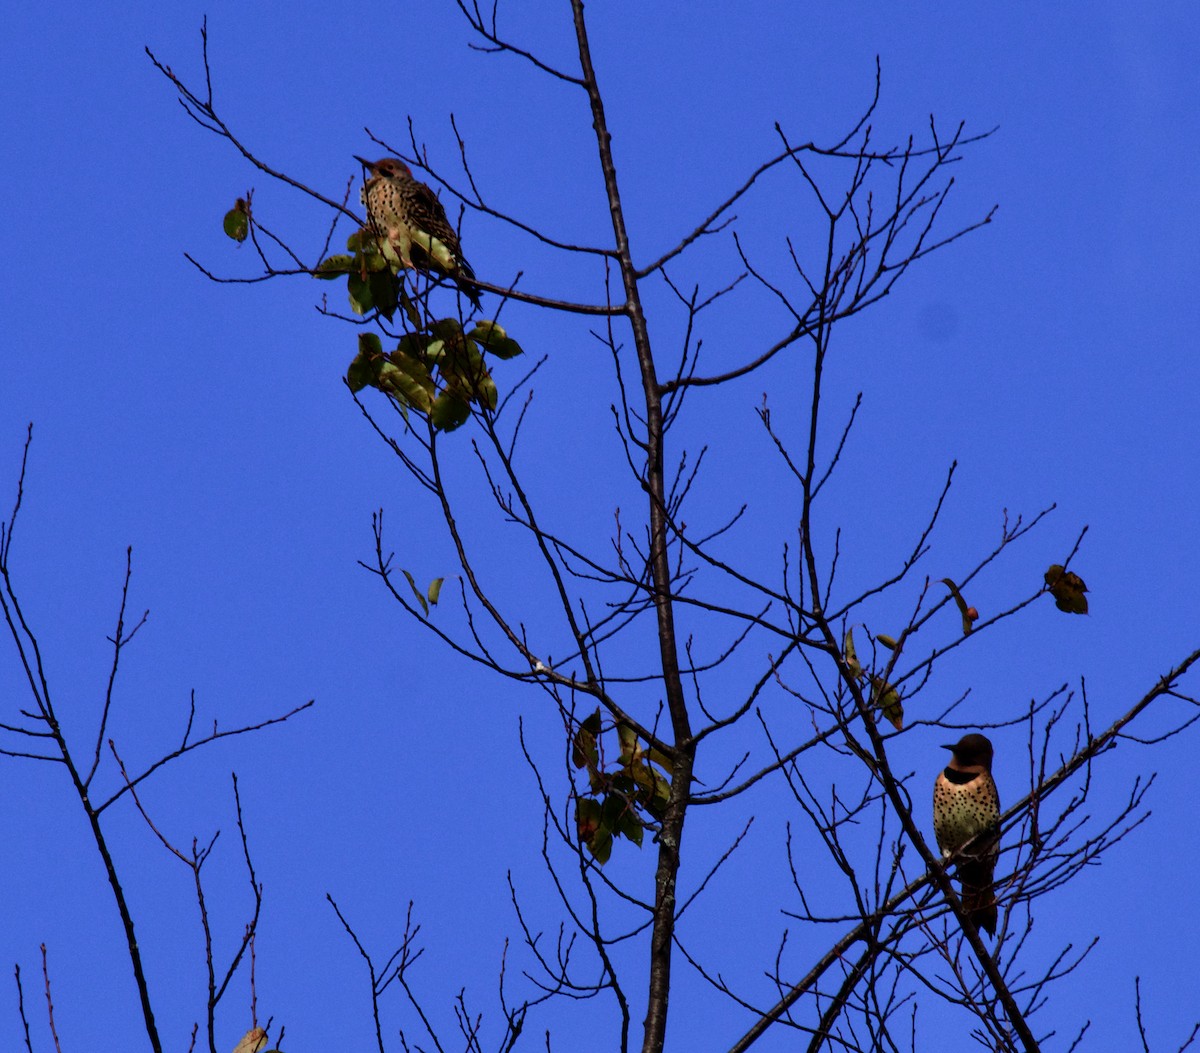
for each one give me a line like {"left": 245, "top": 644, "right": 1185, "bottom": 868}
{"left": 379, "top": 362, "right": 433, "bottom": 411}
{"left": 369, "top": 270, "right": 398, "bottom": 320}
{"left": 588, "top": 825, "right": 613, "bottom": 864}
{"left": 388, "top": 351, "right": 435, "bottom": 403}
{"left": 315, "top": 254, "right": 354, "bottom": 279}
{"left": 876, "top": 633, "right": 900, "bottom": 652}
{"left": 470, "top": 319, "right": 504, "bottom": 340}
{"left": 346, "top": 333, "right": 384, "bottom": 394}
{"left": 223, "top": 200, "right": 249, "bottom": 242}
{"left": 477, "top": 372, "right": 498, "bottom": 412}
{"left": 572, "top": 709, "right": 602, "bottom": 770}
{"left": 394, "top": 331, "right": 431, "bottom": 360}
{"left": 431, "top": 318, "right": 464, "bottom": 341}
{"left": 427, "top": 577, "right": 444, "bottom": 607}
{"left": 430, "top": 390, "right": 471, "bottom": 432}
{"left": 346, "top": 355, "right": 373, "bottom": 394}
{"left": 600, "top": 792, "right": 628, "bottom": 830}
{"left": 380, "top": 239, "right": 403, "bottom": 269}
{"left": 870, "top": 675, "right": 904, "bottom": 731}
{"left": 346, "top": 337, "right": 434, "bottom": 413}
{"left": 575, "top": 797, "right": 601, "bottom": 842}
{"left": 844, "top": 627, "right": 863, "bottom": 679}
{"left": 627, "top": 761, "right": 662, "bottom": 795}
{"left": 348, "top": 273, "right": 373, "bottom": 315}
{"left": 470, "top": 320, "right": 524, "bottom": 359}
{"left": 462, "top": 340, "right": 487, "bottom": 375}
{"left": 628, "top": 763, "right": 671, "bottom": 822}
{"left": 436, "top": 338, "right": 492, "bottom": 406}
{"left": 645, "top": 746, "right": 674, "bottom": 774}
{"left": 387, "top": 347, "right": 430, "bottom": 378}
{"left": 617, "top": 722, "right": 639, "bottom": 766}
{"left": 347, "top": 228, "right": 377, "bottom": 253}
{"left": 610, "top": 773, "right": 637, "bottom": 797}
{"left": 617, "top": 809, "right": 644, "bottom": 847}
{"left": 643, "top": 776, "right": 671, "bottom": 821}
{"left": 941, "top": 578, "right": 975, "bottom": 636}
{"left": 401, "top": 289, "right": 422, "bottom": 329}
{"left": 402, "top": 569, "right": 429, "bottom": 616}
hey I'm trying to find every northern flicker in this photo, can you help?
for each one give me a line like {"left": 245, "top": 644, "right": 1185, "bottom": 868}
{"left": 354, "top": 156, "right": 481, "bottom": 308}
{"left": 933, "top": 733, "right": 1001, "bottom": 936}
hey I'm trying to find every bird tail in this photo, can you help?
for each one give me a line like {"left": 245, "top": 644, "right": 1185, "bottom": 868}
{"left": 959, "top": 861, "right": 997, "bottom": 937}
{"left": 456, "top": 276, "right": 482, "bottom": 310}
{"left": 455, "top": 258, "right": 482, "bottom": 310}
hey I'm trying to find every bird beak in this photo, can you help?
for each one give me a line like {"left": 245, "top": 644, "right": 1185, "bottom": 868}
{"left": 941, "top": 744, "right": 954, "bottom": 750}
{"left": 353, "top": 155, "right": 370, "bottom": 168}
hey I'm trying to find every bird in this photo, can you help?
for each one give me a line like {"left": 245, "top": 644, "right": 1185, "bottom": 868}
{"left": 933, "top": 732, "right": 1001, "bottom": 936}
{"left": 354, "top": 155, "right": 481, "bottom": 308}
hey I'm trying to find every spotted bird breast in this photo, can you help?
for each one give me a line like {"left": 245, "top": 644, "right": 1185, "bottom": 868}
{"left": 933, "top": 769, "right": 1000, "bottom": 859}
{"left": 362, "top": 180, "right": 404, "bottom": 232}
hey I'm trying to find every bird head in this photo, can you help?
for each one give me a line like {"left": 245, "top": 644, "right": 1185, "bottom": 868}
{"left": 942, "top": 733, "right": 994, "bottom": 770}
{"left": 354, "top": 156, "right": 412, "bottom": 179}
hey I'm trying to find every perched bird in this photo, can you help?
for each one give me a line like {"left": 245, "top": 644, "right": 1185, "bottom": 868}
{"left": 354, "top": 155, "right": 481, "bottom": 308}
{"left": 933, "top": 733, "right": 1001, "bottom": 936}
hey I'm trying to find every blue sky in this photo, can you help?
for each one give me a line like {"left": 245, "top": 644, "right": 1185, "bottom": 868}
{"left": 3, "top": 3, "right": 1200, "bottom": 1050}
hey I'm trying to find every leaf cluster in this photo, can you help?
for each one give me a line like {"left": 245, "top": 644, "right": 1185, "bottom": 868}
{"left": 843, "top": 627, "right": 905, "bottom": 731}
{"left": 315, "top": 229, "right": 403, "bottom": 318}
{"left": 346, "top": 316, "right": 521, "bottom": 433}
{"left": 311, "top": 230, "right": 524, "bottom": 433}
{"left": 570, "top": 708, "right": 673, "bottom": 864}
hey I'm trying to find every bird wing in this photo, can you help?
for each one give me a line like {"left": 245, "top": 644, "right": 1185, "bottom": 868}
{"left": 409, "top": 181, "right": 464, "bottom": 260}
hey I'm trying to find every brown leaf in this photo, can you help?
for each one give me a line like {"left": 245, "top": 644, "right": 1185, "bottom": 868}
{"left": 1044, "top": 564, "right": 1089, "bottom": 614}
